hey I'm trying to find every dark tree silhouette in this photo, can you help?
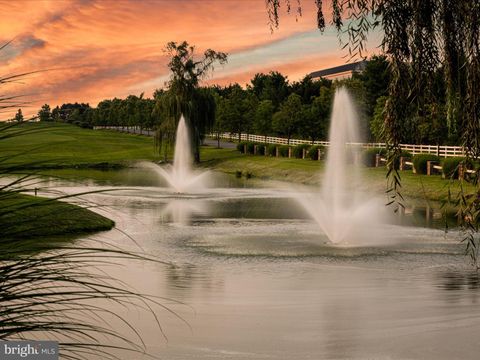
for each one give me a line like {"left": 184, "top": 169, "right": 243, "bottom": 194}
{"left": 154, "top": 41, "right": 227, "bottom": 162}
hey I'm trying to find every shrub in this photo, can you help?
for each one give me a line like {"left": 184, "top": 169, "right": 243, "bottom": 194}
{"left": 400, "top": 150, "right": 412, "bottom": 159}
{"left": 266, "top": 144, "right": 277, "bottom": 156}
{"left": 308, "top": 145, "right": 324, "bottom": 160}
{"left": 441, "top": 157, "right": 470, "bottom": 179}
{"left": 442, "top": 157, "right": 461, "bottom": 178}
{"left": 236, "top": 141, "right": 248, "bottom": 153}
{"left": 412, "top": 154, "right": 440, "bottom": 174}
{"left": 278, "top": 145, "right": 289, "bottom": 157}
{"left": 362, "top": 148, "right": 412, "bottom": 168}
{"left": 256, "top": 144, "right": 266, "bottom": 156}
{"left": 362, "top": 147, "right": 386, "bottom": 167}
{"left": 293, "top": 144, "right": 311, "bottom": 159}
{"left": 246, "top": 142, "right": 255, "bottom": 154}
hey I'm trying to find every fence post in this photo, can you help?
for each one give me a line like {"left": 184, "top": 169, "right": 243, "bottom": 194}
{"left": 375, "top": 154, "right": 381, "bottom": 167}
{"left": 276, "top": 146, "right": 279, "bottom": 158}
{"left": 253, "top": 145, "right": 257, "bottom": 155}
{"left": 302, "top": 148, "right": 306, "bottom": 159}
{"left": 427, "top": 161, "right": 434, "bottom": 176}
{"left": 317, "top": 148, "right": 322, "bottom": 161}
{"left": 288, "top": 147, "right": 292, "bottom": 158}
{"left": 243, "top": 144, "right": 247, "bottom": 154}
{"left": 458, "top": 164, "right": 465, "bottom": 180}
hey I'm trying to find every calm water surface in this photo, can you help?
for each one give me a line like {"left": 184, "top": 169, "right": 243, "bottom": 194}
{"left": 38, "top": 169, "right": 480, "bottom": 359}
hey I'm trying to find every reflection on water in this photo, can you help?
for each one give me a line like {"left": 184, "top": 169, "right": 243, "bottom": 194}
{"left": 160, "top": 199, "right": 209, "bottom": 225}
{"left": 438, "top": 271, "right": 480, "bottom": 291}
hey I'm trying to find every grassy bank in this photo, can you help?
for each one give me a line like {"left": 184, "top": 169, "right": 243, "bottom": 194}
{"left": 0, "top": 122, "right": 159, "bottom": 169}
{"left": 200, "top": 146, "right": 474, "bottom": 204}
{"left": 1, "top": 192, "right": 114, "bottom": 242}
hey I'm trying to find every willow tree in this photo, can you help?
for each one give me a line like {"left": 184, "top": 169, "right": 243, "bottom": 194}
{"left": 154, "top": 41, "right": 227, "bottom": 162}
{"left": 266, "top": 0, "right": 480, "bottom": 264}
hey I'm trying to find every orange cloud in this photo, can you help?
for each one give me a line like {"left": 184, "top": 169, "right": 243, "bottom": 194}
{"left": 0, "top": 0, "right": 378, "bottom": 118}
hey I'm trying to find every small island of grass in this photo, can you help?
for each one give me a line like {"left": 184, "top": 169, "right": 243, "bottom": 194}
{"left": 1, "top": 192, "right": 114, "bottom": 242}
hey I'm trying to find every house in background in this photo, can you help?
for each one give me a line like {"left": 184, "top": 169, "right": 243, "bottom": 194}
{"left": 309, "top": 60, "right": 367, "bottom": 80}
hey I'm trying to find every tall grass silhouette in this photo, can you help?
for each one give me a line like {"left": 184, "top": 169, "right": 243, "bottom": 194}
{"left": 0, "top": 47, "right": 172, "bottom": 359}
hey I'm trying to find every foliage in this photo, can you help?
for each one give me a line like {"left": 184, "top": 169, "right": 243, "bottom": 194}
{"left": 14, "top": 109, "right": 23, "bottom": 122}
{"left": 272, "top": 93, "right": 302, "bottom": 144}
{"left": 299, "top": 86, "right": 332, "bottom": 143}
{"left": 51, "top": 103, "right": 92, "bottom": 127}
{"left": 371, "top": 96, "right": 387, "bottom": 142}
{"left": 307, "top": 145, "right": 324, "bottom": 160}
{"left": 292, "top": 144, "right": 310, "bottom": 159}
{"left": 249, "top": 71, "right": 289, "bottom": 109}
{"left": 254, "top": 99, "right": 274, "bottom": 139}
{"left": 412, "top": 154, "right": 440, "bottom": 175}
{"left": 362, "top": 147, "right": 386, "bottom": 167}
{"left": 442, "top": 157, "right": 465, "bottom": 179}
{"left": 266, "top": 143, "right": 277, "bottom": 156}
{"left": 278, "top": 145, "right": 289, "bottom": 157}
{"left": 256, "top": 143, "right": 266, "bottom": 156}
{"left": 91, "top": 95, "right": 155, "bottom": 129}
{"left": 353, "top": 55, "right": 390, "bottom": 121}
{"left": 265, "top": 0, "right": 480, "bottom": 265}
{"left": 37, "top": 104, "right": 51, "bottom": 122}
{"left": 236, "top": 141, "right": 248, "bottom": 153}
{"left": 246, "top": 141, "right": 255, "bottom": 154}
{"left": 155, "top": 41, "right": 227, "bottom": 162}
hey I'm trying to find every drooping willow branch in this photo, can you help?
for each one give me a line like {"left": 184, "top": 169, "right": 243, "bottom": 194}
{"left": 265, "top": 0, "right": 480, "bottom": 263}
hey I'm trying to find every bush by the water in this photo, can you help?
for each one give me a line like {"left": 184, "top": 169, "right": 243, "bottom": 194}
{"left": 236, "top": 141, "right": 248, "bottom": 153}
{"left": 256, "top": 144, "right": 266, "bottom": 155}
{"left": 237, "top": 141, "right": 257, "bottom": 154}
{"left": 308, "top": 145, "right": 324, "bottom": 160}
{"left": 440, "top": 157, "right": 476, "bottom": 179}
{"left": 441, "top": 157, "right": 463, "bottom": 178}
{"left": 362, "top": 148, "right": 412, "bottom": 168}
{"left": 278, "top": 145, "right": 289, "bottom": 157}
{"left": 293, "top": 144, "right": 310, "bottom": 159}
{"left": 266, "top": 143, "right": 277, "bottom": 156}
{"left": 413, "top": 154, "right": 440, "bottom": 174}
{"left": 362, "top": 148, "right": 386, "bottom": 167}
{"left": 246, "top": 142, "right": 255, "bottom": 154}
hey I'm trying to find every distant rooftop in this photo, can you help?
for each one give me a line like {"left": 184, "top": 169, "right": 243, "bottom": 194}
{"left": 309, "top": 60, "right": 368, "bottom": 80}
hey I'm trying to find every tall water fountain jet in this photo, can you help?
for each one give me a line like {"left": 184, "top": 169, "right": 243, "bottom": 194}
{"left": 297, "top": 87, "right": 384, "bottom": 244}
{"left": 145, "top": 115, "right": 210, "bottom": 193}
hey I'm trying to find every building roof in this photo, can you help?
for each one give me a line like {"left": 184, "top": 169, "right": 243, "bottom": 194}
{"left": 309, "top": 60, "right": 368, "bottom": 79}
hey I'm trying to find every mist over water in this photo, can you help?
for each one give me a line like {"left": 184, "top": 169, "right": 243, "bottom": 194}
{"left": 296, "top": 87, "right": 385, "bottom": 245}
{"left": 142, "top": 115, "right": 211, "bottom": 193}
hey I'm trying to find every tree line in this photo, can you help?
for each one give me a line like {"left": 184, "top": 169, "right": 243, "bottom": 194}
{"left": 33, "top": 55, "right": 458, "bottom": 146}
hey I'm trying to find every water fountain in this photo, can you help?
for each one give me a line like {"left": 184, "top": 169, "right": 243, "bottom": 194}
{"left": 144, "top": 115, "right": 210, "bottom": 193}
{"left": 296, "top": 87, "right": 385, "bottom": 244}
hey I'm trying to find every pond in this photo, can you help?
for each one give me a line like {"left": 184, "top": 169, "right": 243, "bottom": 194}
{"left": 37, "top": 168, "right": 480, "bottom": 359}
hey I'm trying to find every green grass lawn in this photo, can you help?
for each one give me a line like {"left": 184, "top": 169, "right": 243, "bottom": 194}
{"left": 199, "top": 145, "right": 475, "bottom": 205}
{"left": 0, "top": 123, "right": 473, "bottom": 207}
{"left": 0, "top": 192, "right": 114, "bottom": 244}
{"left": 0, "top": 122, "right": 159, "bottom": 169}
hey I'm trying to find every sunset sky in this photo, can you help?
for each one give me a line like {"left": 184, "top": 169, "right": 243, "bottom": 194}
{"left": 0, "top": 0, "right": 382, "bottom": 117}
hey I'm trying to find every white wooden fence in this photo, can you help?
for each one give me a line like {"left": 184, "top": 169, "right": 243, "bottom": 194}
{"left": 93, "top": 126, "right": 466, "bottom": 158}
{"left": 212, "top": 132, "right": 465, "bottom": 158}
{"left": 93, "top": 126, "right": 155, "bottom": 136}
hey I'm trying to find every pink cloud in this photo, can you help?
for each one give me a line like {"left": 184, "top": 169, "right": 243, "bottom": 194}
{"left": 0, "top": 0, "right": 365, "bottom": 118}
